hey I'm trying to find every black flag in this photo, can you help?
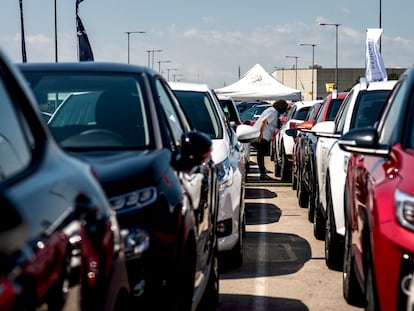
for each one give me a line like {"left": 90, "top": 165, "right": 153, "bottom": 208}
{"left": 76, "top": 0, "right": 93, "bottom": 62}
{"left": 76, "top": 14, "right": 94, "bottom": 61}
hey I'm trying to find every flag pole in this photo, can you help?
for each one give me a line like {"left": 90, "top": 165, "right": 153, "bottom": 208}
{"left": 54, "top": 0, "right": 58, "bottom": 62}
{"left": 18, "top": 0, "right": 27, "bottom": 62}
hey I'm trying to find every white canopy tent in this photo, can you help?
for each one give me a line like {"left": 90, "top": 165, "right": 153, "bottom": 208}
{"left": 215, "top": 64, "right": 301, "bottom": 101}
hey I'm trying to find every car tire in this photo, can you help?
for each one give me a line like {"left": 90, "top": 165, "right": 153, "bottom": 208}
{"left": 313, "top": 201, "right": 325, "bottom": 240}
{"left": 298, "top": 178, "right": 309, "bottom": 209}
{"left": 343, "top": 202, "right": 364, "bottom": 307}
{"left": 230, "top": 214, "right": 244, "bottom": 268}
{"left": 274, "top": 156, "right": 281, "bottom": 177}
{"left": 307, "top": 173, "right": 316, "bottom": 223}
{"left": 199, "top": 243, "right": 220, "bottom": 310}
{"left": 325, "top": 179, "right": 343, "bottom": 271}
{"left": 280, "top": 146, "right": 290, "bottom": 182}
{"left": 291, "top": 168, "right": 297, "bottom": 190}
{"left": 365, "top": 257, "right": 379, "bottom": 311}
{"left": 364, "top": 231, "right": 380, "bottom": 311}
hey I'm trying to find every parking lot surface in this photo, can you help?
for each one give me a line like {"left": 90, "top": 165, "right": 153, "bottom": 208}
{"left": 217, "top": 151, "right": 362, "bottom": 311}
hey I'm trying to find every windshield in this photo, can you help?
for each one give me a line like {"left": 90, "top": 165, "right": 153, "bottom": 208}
{"left": 21, "top": 71, "right": 151, "bottom": 150}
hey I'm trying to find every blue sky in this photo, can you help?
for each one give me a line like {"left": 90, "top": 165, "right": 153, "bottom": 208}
{"left": 1, "top": 0, "right": 412, "bottom": 88}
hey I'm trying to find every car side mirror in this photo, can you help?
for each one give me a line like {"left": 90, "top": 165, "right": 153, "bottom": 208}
{"left": 285, "top": 128, "right": 298, "bottom": 138}
{"left": 235, "top": 124, "right": 260, "bottom": 143}
{"left": 174, "top": 131, "right": 212, "bottom": 171}
{"left": 337, "top": 127, "right": 389, "bottom": 156}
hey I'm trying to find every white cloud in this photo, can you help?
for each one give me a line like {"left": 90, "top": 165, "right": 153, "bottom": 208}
{"left": 26, "top": 34, "right": 50, "bottom": 44}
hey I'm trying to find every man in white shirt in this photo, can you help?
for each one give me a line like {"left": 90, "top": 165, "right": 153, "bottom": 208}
{"left": 254, "top": 100, "right": 288, "bottom": 180}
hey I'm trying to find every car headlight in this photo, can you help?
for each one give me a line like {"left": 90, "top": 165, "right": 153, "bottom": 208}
{"left": 216, "top": 158, "right": 233, "bottom": 189}
{"left": 110, "top": 187, "right": 157, "bottom": 211}
{"left": 396, "top": 189, "right": 414, "bottom": 231}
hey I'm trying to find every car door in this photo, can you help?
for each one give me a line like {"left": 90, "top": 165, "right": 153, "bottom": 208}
{"left": 155, "top": 78, "right": 216, "bottom": 290}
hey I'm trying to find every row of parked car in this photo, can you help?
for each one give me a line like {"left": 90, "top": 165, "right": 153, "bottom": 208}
{"left": 0, "top": 48, "right": 259, "bottom": 311}
{"left": 283, "top": 69, "right": 414, "bottom": 310}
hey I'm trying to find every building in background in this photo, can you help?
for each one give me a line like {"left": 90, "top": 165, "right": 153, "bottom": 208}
{"left": 272, "top": 67, "right": 406, "bottom": 101}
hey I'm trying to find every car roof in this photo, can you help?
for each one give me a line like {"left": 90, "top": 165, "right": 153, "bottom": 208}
{"left": 366, "top": 80, "right": 397, "bottom": 91}
{"left": 169, "top": 81, "right": 211, "bottom": 92}
{"left": 217, "top": 94, "right": 233, "bottom": 100}
{"left": 292, "top": 99, "right": 323, "bottom": 109}
{"left": 18, "top": 61, "right": 157, "bottom": 76}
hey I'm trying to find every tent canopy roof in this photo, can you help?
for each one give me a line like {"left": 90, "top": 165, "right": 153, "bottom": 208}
{"left": 215, "top": 64, "right": 301, "bottom": 101}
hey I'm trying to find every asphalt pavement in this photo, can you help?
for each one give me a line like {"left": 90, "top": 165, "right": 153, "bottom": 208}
{"left": 216, "top": 150, "right": 362, "bottom": 311}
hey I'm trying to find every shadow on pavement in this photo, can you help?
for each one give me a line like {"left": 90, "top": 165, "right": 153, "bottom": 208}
{"left": 245, "top": 202, "right": 281, "bottom": 225}
{"left": 245, "top": 187, "right": 277, "bottom": 199}
{"left": 220, "top": 231, "right": 311, "bottom": 278}
{"left": 217, "top": 294, "right": 309, "bottom": 311}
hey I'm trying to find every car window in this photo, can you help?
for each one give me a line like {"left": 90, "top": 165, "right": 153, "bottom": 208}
{"left": 21, "top": 72, "right": 150, "bottom": 149}
{"left": 293, "top": 106, "right": 311, "bottom": 120}
{"left": 240, "top": 105, "right": 268, "bottom": 121}
{"left": 350, "top": 90, "right": 390, "bottom": 129}
{"left": 0, "top": 77, "right": 32, "bottom": 180}
{"left": 325, "top": 98, "right": 344, "bottom": 121}
{"left": 379, "top": 78, "right": 408, "bottom": 146}
{"left": 307, "top": 103, "right": 322, "bottom": 121}
{"left": 173, "top": 90, "right": 223, "bottom": 139}
{"left": 285, "top": 105, "right": 297, "bottom": 122}
{"left": 155, "top": 79, "right": 185, "bottom": 146}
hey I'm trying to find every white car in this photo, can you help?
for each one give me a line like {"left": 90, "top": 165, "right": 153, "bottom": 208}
{"left": 312, "top": 79, "right": 397, "bottom": 270}
{"left": 169, "top": 82, "right": 259, "bottom": 267}
{"left": 273, "top": 100, "right": 321, "bottom": 180}
{"left": 217, "top": 94, "right": 251, "bottom": 181}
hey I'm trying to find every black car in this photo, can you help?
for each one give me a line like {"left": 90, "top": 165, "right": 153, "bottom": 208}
{"left": 19, "top": 62, "right": 219, "bottom": 310}
{"left": 0, "top": 51, "right": 130, "bottom": 310}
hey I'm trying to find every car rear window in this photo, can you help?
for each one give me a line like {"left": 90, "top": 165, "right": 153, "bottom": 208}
{"left": 293, "top": 106, "right": 311, "bottom": 120}
{"left": 326, "top": 99, "right": 344, "bottom": 121}
{"left": 350, "top": 90, "right": 391, "bottom": 129}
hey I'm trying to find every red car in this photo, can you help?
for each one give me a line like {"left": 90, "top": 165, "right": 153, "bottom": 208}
{"left": 338, "top": 69, "right": 414, "bottom": 310}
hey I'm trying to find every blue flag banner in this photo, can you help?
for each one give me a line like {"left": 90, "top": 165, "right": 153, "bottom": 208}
{"left": 365, "top": 28, "right": 387, "bottom": 83}
{"left": 76, "top": 14, "right": 94, "bottom": 61}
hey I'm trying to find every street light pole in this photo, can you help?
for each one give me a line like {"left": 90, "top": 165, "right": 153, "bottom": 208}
{"left": 146, "top": 49, "right": 163, "bottom": 69}
{"left": 173, "top": 74, "right": 184, "bottom": 82}
{"left": 167, "top": 68, "right": 178, "bottom": 81}
{"left": 319, "top": 22, "right": 341, "bottom": 91}
{"left": 379, "top": 0, "right": 382, "bottom": 52}
{"left": 285, "top": 56, "right": 299, "bottom": 89}
{"left": 299, "top": 43, "right": 316, "bottom": 100}
{"left": 158, "top": 60, "right": 171, "bottom": 73}
{"left": 54, "top": 0, "right": 58, "bottom": 62}
{"left": 125, "top": 31, "right": 145, "bottom": 64}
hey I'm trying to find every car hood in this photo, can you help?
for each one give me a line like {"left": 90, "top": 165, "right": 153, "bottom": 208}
{"left": 72, "top": 149, "right": 172, "bottom": 197}
{"left": 211, "top": 139, "right": 230, "bottom": 164}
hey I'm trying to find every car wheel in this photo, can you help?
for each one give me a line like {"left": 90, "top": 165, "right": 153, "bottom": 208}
{"left": 199, "top": 243, "right": 220, "bottom": 310}
{"left": 230, "top": 214, "right": 244, "bottom": 268}
{"left": 365, "top": 232, "right": 379, "bottom": 311}
{"left": 313, "top": 201, "right": 325, "bottom": 240}
{"left": 274, "top": 155, "right": 281, "bottom": 177}
{"left": 325, "top": 179, "right": 343, "bottom": 271}
{"left": 343, "top": 204, "right": 364, "bottom": 307}
{"left": 298, "top": 178, "right": 309, "bottom": 209}
{"left": 291, "top": 167, "right": 297, "bottom": 190}
{"left": 307, "top": 174, "right": 316, "bottom": 223}
{"left": 280, "top": 147, "right": 291, "bottom": 182}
